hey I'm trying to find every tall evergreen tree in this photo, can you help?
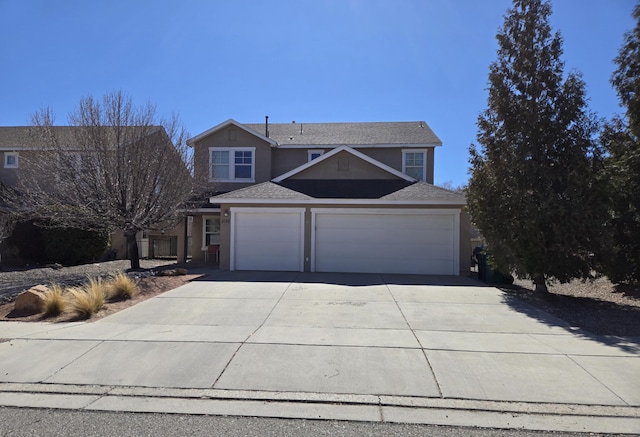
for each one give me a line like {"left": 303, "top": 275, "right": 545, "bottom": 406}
{"left": 467, "top": 0, "right": 604, "bottom": 294}
{"left": 601, "top": 3, "right": 640, "bottom": 283}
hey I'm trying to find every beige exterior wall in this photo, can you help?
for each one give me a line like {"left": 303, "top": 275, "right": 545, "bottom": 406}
{"left": 191, "top": 125, "right": 273, "bottom": 192}
{"left": 290, "top": 150, "right": 397, "bottom": 180}
{"left": 459, "top": 208, "right": 472, "bottom": 275}
{"left": 271, "top": 147, "right": 436, "bottom": 183}
{"left": 0, "top": 150, "right": 45, "bottom": 187}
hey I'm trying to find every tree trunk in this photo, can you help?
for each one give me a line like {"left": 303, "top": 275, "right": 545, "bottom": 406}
{"left": 533, "top": 273, "right": 548, "bottom": 294}
{"left": 126, "top": 231, "right": 140, "bottom": 270}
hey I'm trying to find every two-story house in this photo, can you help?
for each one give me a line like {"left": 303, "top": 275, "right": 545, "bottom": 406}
{"left": 183, "top": 119, "right": 470, "bottom": 276}
{"left": 0, "top": 126, "right": 185, "bottom": 262}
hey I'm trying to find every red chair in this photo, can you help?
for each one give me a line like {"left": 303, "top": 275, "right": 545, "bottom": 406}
{"left": 205, "top": 244, "right": 219, "bottom": 264}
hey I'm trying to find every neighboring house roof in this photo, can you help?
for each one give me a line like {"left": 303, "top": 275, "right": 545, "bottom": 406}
{"left": 244, "top": 120, "right": 442, "bottom": 147}
{"left": 0, "top": 126, "right": 77, "bottom": 150}
{"left": 272, "top": 145, "right": 415, "bottom": 182}
{"left": 0, "top": 126, "right": 165, "bottom": 150}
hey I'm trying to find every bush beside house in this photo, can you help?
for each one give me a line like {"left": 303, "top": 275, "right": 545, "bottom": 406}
{"left": 2, "top": 221, "right": 110, "bottom": 267}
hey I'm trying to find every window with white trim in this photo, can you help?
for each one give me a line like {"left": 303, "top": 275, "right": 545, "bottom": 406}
{"left": 402, "top": 150, "right": 426, "bottom": 181}
{"left": 202, "top": 217, "right": 220, "bottom": 248}
{"left": 209, "top": 147, "right": 255, "bottom": 182}
{"left": 4, "top": 152, "right": 18, "bottom": 168}
{"left": 308, "top": 149, "right": 324, "bottom": 161}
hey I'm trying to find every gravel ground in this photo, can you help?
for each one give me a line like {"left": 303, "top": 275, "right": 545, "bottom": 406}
{"left": 0, "top": 259, "right": 176, "bottom": 303}
{"left": 502, "top": 276, "right": 640, "bottom": 337}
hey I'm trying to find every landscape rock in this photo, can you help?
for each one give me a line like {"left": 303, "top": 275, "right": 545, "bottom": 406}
{"left": 14, "top": 285, "right": 49, "bottom": 314}
{"left": 46, "top": 263, "right": 64, "bottom": 270}
{"left": 156, "top": 268, "right": 188, "bottom": 277}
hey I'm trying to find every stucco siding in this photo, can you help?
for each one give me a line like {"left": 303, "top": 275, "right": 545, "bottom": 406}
{"left": 191, "top": 125, "right": 273, "bottom": 191}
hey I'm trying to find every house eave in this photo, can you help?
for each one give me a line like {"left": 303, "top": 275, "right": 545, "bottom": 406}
{"left": 209, "top": 198, "right": 466, "bottom": 206}
{"left": 275, "top": 143, "right": 441, "bottom": 149}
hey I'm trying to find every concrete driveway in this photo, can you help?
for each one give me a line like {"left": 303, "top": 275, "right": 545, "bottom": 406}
{"left": 1, "top": 271, "right": 639, "bottom": 433}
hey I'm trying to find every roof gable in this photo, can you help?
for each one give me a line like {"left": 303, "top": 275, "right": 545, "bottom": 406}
{"left": 187, "top": 119, "right": 277, "bottom": 147}
{"left": 272, "top": 145, "right": 415, "bottom": 182}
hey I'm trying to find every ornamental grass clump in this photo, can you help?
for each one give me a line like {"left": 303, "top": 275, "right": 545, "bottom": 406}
{"left": 108, "top": 272, "right": 138, "bottom": 301}
{"left": 66, "top": 277, "right": 106, "bottom": 319}
{"left": 42, "top": 283, "right": 66, "bottom": 318}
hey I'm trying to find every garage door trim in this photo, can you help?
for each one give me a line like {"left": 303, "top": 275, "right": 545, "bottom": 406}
{"left": 230, "top": 207, "right": 306, "bottom": 272}
{"left": 310, "top": 208, "right": 460, "bottom": 274}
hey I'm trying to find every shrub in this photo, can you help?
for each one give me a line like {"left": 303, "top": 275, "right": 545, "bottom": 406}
{"left": 5, "top": 221, "right": 111, "bottom": 266}
{"left": 66, "top": 278, "right": 106, "bottom": 319}
{"left": 42, "top": 283, "right": 66, "bottom": 318}
{"left": 108, "top": 273, "right": 138, "bottom": 301}
{"left": 42, "top": 227, "right": 111, "bottom": 266}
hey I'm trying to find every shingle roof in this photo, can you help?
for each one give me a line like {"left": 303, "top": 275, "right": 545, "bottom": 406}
{"left": 380, "top": 181, "right": 466, "bottom": 202}
{"left": 0, "top": 126, "right": 164, "bottom": 150}
{"left": 243, "top": 121, "right": 442, "bottom": 146}
{"left": 210, "top": 181, "right": 465, "bottom": 204}
{"left": 211, "top": 182, "right": 313, "bottom": 201}
{"left": 0, "top": 126, "right": 78, "bottom": 149}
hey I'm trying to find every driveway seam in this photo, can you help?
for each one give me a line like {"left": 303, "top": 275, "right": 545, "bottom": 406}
{"left": 41, "top": 339, "right": 105, "bottom": 384}
{"left": 383, "top": 279, "right": 443, "bottom": 398}
{"left": 210, "top": 274, "right": 298, "bottom": 389}
{"left": 566, "top": 354, "right": 631, "bottom": 406}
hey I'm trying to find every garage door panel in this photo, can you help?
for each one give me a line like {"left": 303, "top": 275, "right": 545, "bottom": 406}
{"left": 314, "top": 211, "right": 458, "bottom": 275}
{"left": 234, "top": 211, "right": 303, "bottom": 272}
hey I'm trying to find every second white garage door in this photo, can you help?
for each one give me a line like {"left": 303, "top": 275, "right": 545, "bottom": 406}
{"left": 312, "top": 209, "right": 459, "bottom": 275}
{"left": 232, "top": 208, "right": 304, "bottom": 271}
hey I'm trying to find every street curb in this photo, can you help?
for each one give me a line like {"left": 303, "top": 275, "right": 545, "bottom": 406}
{"left": 1, "top": 383, "right": 638, "bottom": 434}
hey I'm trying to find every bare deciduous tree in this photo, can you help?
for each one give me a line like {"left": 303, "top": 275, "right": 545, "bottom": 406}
{"left": 6, "top": 90, "right": 193, "bottom": 269}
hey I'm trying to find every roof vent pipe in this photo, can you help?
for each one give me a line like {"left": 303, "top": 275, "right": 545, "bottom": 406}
{"left": 265, "top": 115, "right": 269, "bottom": 138}
{"left": 300, "top": 124, "right": 303, "bottom": 135}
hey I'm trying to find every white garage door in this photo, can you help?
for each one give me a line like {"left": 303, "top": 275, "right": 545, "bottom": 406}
{"left": 232, "top": 208, "right": 304, "bottom": 271}
{"left": 313, "top": 209, "right": 459, "bottom": 275}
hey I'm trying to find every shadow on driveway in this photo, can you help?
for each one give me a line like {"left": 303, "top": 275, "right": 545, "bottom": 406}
{"left": 189, "top": 268, "right": 492, "bottom": 287}
{"left": 499, "top": 284, "right": 640, "bottom": 354}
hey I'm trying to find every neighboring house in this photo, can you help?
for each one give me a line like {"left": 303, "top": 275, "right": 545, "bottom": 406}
{"left": 183, "top": 119, "right": 471, "bottom": 276}
{"left": 0, "top": 126, "right": 184, "bottom": 261}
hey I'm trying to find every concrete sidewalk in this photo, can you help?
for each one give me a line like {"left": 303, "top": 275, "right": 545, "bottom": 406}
{"left": 1, "top": 271, "right": 638, "bottom": 434}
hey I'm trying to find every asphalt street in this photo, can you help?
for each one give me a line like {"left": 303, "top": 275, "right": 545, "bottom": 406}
{"left": 0, "top": 407, "right": 592, "bottom": 437}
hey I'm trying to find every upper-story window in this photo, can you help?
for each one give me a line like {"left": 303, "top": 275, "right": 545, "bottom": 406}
{"left": 308, "top": 149, "right": 324, "bottom": 161}
{"left": 209, "top": 147, "right": 255, "bottom": 182}
{"left": 4, "top": 152, "right": 19, "bottom": 168}
{"left": 402, "top": 149, "right": 427, "bottom": 181}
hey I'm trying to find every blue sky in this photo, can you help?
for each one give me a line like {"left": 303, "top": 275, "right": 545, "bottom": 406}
{"left": 0, "top": 0, "right": 635, "bottom": 186}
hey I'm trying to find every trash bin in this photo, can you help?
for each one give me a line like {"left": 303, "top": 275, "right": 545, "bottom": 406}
{"left": 474, "top": 247, "right": 513, "bottom": 285}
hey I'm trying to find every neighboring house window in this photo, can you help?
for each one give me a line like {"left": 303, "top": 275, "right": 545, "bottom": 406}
{"left": 209, "top": 147, "right": 255, "bottom": 182}
{"left": 4, "top": 152, "right": 18, "bottom": 168}
{"left": 308, "top": 149, "right": 324, "bottom": 161}
{"left": 203, "top": 217, "right": 220, "bottom": 248}
{"left": 402, "top": 150, "right": 427, "bottom": 181}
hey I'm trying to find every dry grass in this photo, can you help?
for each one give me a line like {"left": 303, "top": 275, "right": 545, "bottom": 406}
{"left": 66, "top": 278, "right": 106, "bottom": 319}
{"left": 107, "top": 273, "right": 138, "bottom": 301}
{"left": 42, "top": 284, "right": 66, "bottom": 318}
